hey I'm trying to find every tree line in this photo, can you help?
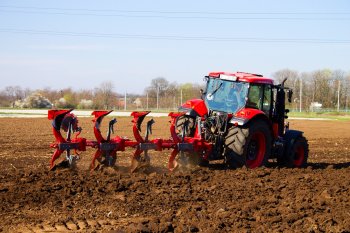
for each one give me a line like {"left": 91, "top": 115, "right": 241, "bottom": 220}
{"left": 0, "top": 69, "right": 349, "bottom": 111}
{"left": 273, "top": 69, "right": 350, "bottom": 111}
{"left": 0, "top": 79, "right": 203, "bottom": 110}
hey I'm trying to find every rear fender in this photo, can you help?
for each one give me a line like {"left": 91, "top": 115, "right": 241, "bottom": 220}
{"left": 179, "top": 99, "right": 207, "bottom": 117}
{"left": 229, "top": 108, "right": 268, "bottom": 126}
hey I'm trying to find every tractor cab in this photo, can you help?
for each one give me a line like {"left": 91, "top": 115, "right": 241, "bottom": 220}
{"left": 203, "top": 72, "right": 275, "bottom": 118}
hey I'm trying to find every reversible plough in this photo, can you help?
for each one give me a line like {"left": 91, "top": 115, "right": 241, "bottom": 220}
{"left": 48, "top": 109, "right": 212, "bottom": 172}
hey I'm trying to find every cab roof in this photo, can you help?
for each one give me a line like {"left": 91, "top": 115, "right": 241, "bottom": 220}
{"left": 208, "top": 71, "right": 274, "bottom": 85}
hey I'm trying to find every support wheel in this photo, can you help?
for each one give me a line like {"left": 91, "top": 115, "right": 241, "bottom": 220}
{"left": 224, "top": 119, "right": 271, "bottom": 169}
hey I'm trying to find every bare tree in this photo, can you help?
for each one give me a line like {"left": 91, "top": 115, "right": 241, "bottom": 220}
{"left": 4, "top": 86, "right": 24, "bottom": 101}
{"left": 272, "top": 69, "right": 300, "bottom": 110}
{"left": 179, "top": 83, "right": 203, "bottom": 104}
{"left": 145, "top": 77, "right": 169, "bottom": 97}
{"left": 345, "top": 73, "right": 350, "bottom": 111}
{"left": 144, "top": 77, "right": 178, "bottom": 109}
{"left": 94, "top": 81, "right": 117, "bottom": 109}
{"left": 310, "top": 69, "right": 332, "bottom": 108}
{"left": 272, "top": 69, "right": 299, "bottom": 87}
{"left": 332, "top": 70, "right": 346, "bottom": 111}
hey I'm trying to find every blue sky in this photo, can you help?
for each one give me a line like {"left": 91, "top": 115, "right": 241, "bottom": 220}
{"left": 0, "top": 0, "right": 349, "bottom": 94}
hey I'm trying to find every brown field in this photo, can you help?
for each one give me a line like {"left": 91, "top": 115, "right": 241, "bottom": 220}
{"left": 0, "top": 116, "right": 349, "bottom": 232}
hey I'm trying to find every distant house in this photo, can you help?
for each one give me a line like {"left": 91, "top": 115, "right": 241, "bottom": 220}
{"left": 310, "top": 102, "right": 322, "bottom": 111}
{"left": 133, "top": 98, "right": 142, "bottom": 109}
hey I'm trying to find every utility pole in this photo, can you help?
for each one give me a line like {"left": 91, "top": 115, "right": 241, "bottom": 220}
{"left": 337, "top": 80, "right": 341, "bottom": 112}
{"left": 146, "top": 92, "right": 149, "bottom": 110}
{"left": 299, "top": 79, "right": 302, "bottom": 112}
{"left": 156, "top": 84, "right": 159, "bottom": 110}
{"left": 180, "top": 89, "right": 183, "bottom": 105}
{"left": 124, "top": 91, "right": 127, "bottom": 111}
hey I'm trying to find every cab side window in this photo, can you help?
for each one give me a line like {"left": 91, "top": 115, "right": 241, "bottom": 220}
{"left": 262, "top": 85, "right": 272, "bottom": 115}
{"left": 247, "top": 85, "right": 262, "bottom": 109}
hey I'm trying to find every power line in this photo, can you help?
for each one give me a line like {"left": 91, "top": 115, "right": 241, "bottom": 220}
{"left": 1, "top": 28, "right": 349, "bottom": 44}
{"left": 0, "top": 7, "right": 349, "bottom": 20}
{"left": 0, "top": 5, "right": 349, "bottom": 15}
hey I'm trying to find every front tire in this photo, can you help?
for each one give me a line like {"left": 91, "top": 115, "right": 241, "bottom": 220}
{"left": 175, "top": 115, "right": 195, "bottom": 137}
{"left": 224, "top": 119, "right": 271, "bottom": 168}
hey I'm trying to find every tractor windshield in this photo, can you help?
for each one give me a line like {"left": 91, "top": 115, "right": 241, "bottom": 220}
{"left": 205, "top": 78, "right": 249, "bottom": 113}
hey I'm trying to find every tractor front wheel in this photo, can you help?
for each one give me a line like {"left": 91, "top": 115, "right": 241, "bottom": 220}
{"left": 224, "top": 119, "right": 271, "bottom": 169}
{"left": 175, "top": 115, "right": 195, "bottom": 137}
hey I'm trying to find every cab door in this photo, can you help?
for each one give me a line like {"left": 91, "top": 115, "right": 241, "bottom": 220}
{"left": 247, "top": 84, "right": 273, "bottom": 118}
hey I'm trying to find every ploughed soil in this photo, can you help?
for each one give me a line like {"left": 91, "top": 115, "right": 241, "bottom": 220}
{"left": 0, "top": 116, "right": 349, "bottom": 232}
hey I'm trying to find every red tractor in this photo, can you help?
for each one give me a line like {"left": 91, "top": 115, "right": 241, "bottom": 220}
{"left": 175, "top": 71, "right": 309, "bottom": 169}
{"left": 47, "top": 71, "right": 308, "bottom": 171}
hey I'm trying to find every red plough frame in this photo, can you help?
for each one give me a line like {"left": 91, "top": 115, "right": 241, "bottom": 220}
{"left": 48, "top": 109, "right": 212, "bottom": 172}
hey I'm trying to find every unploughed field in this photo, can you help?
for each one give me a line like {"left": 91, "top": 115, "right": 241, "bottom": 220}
{"left": 0, "top": 116, "right": 349, "bottom": 232}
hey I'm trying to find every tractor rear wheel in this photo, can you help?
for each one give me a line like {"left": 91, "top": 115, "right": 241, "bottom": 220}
{"left": 279, "top": 136, "right": 308, "bottom": 168}
{"left": 224, "top": 119, "right": 271, "bottom": 168}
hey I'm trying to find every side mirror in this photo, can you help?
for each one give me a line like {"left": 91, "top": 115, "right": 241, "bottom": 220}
{"left": 287, "top": 89, "right": 293, "bottom": 103}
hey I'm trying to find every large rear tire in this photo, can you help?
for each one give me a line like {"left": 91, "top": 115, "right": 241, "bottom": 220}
{"left": 279, "top": 136, "right": 308, "bottom": 168}
{"left": 224, "top": 119, "right": 271, "bottom": 168}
